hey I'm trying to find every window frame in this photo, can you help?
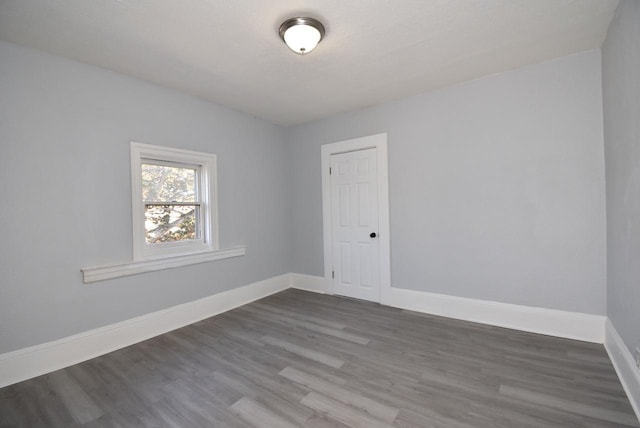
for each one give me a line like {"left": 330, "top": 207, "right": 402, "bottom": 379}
{"left": 130, "top": 142, "right": 219, "bottom": 261}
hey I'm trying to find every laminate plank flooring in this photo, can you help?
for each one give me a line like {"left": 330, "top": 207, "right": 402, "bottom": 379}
{"left": 0, "top": 289, "right": 637, "bottom": 427}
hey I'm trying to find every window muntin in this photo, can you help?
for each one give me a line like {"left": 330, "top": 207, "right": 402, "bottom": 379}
{"left": 131, "top": 143, "right": 218, "bottom": 260}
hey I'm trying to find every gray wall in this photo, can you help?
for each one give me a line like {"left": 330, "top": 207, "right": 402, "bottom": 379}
{"left": 286, "top": 50, "right": 607, "bottom": 315}
{"left": 0, "top": 41, "right": 291, "bottom": 354}
{"left": 0, "top": 38, "right": 613, "bottom": 355}
{"left": 602, "top": 0, "right": 640, "bottom": 355}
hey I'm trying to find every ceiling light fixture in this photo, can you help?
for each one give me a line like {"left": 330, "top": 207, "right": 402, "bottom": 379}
{"left": 279, "top": 17, "right": 325, "bottom": 55}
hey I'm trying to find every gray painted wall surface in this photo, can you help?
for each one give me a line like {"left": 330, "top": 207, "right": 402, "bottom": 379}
{"left": 0, "top": 40, "right": 612, "bottom": 355}
{"left": 286, "top": 50, "right": 607, "bottom": 315}
{"left": 602, "top": 0, "right": 640, "bottom": 354}
{"left": 0, "top": 41, "right": 291, "bottom": 354}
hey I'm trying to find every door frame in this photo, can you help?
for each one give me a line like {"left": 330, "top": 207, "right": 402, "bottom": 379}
{"left": 321, "top": 133, "right": 391, "bottom": 304}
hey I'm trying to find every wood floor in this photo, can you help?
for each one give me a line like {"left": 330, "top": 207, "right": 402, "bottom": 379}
{"left": 0, "top": 289, "right": 637, "bottom": 427}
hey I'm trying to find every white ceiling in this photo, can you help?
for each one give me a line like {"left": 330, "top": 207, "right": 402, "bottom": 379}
{"left": 0, "top": 0, "right": 619, "bottom": 126}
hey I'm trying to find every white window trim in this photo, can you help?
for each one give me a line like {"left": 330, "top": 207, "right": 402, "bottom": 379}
{"left": 80, "top": 142, "right": 244, "bottom": 283}
{"left": 130, "top": 142, "right": 219, "bottom": 260}
{"left": 81, "top": 247, "right": 246, "bottom": 283}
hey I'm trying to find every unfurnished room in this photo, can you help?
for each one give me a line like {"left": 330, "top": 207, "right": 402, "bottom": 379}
{"left": 0, "top": 0, "right": 639, "bottom": 427}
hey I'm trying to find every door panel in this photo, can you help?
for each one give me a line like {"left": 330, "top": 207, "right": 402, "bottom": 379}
{"left": 331, "top": 148, "right": 379, "bottom": 301}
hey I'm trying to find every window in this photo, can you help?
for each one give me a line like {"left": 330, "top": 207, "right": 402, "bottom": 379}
{"left": 131, "top": 142, "right": 218, "bottom": 260}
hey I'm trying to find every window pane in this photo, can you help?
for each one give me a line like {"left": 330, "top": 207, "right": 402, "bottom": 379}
{"left": 145, "top": 204, "right": 200, "bottom": 243}
{"left": 141, "top": 163, "right": 196, "bottom": 202}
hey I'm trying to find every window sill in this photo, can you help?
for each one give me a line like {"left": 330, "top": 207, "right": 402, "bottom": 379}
{"left": 81, "top": 247, "right": 246, "bottom": 284}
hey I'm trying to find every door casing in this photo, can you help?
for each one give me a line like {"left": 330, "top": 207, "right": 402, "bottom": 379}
{"left": 321, "top": 133, "right": 391, "bottom": 304}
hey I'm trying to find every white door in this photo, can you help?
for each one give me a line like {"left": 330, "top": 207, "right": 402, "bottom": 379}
{"left": 330, "top": 148, "right": 380, "bottom": 302}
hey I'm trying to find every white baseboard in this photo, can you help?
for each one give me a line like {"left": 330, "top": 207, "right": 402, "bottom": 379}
{"left": 386, "top": 286, "right": 605, "bottom": 343}
{"left": 0, "top": 272, "right": 609, "bottom": 389}
{"left": 605, "top": 319, "right": 640, "bottom": 421}
{"left": 0, "top": 274, "right": 290, "bottom": 389}
{"left": 289, "top": 273, "right": 328, "bottom": 294}
{"left": 287, "top": 274, "right": 605, "bottom": 344}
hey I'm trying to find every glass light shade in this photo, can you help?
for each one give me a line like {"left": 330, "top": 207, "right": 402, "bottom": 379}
{"left": 283, "top": 24, "right": 322, "bottom": 54}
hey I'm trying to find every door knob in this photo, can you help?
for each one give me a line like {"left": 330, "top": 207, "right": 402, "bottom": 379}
{"left": 370, "top": 232, "right": 377, "bottom": 238}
